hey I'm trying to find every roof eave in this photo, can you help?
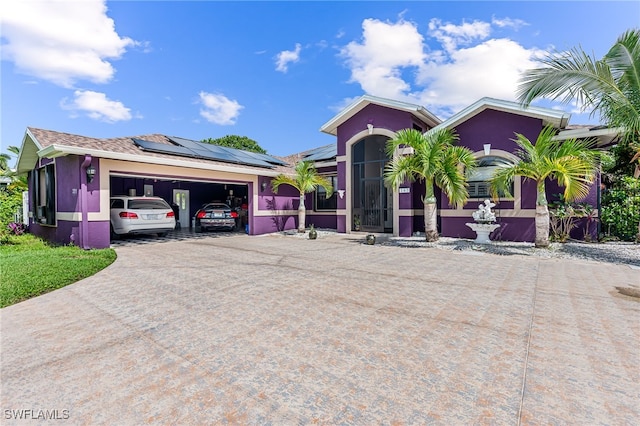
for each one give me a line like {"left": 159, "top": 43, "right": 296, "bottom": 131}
{"left": 34, "top": 145, "right": 283, "bottom": 176}
{"left": 429, "top": 98, "right": 571, "bottom": 133}
{"left": 15, "top": 129, "right": 43, "bottom": 175}
{"left": 554, "top": 126, "right": 623, "bottom": 148}
{"left": 320, "top": 95, "right": 442, "bottom": 136}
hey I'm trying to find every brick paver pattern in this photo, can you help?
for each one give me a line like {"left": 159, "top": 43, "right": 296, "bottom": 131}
{"left": 1, "top": 234, "right": 638, "bottom": 424}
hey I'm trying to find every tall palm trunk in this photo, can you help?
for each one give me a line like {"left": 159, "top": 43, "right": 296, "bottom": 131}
{"left": 298, "top": 193, "right": 306, "bottom": 233}
{"left": 535, "top": 182, "right": 550, "bottom": 247}
{"left": 424, "top": 182, "right": 439, "bottom": 241}
{"left": 424, "top": 200, "right": 438, "bottom": 241}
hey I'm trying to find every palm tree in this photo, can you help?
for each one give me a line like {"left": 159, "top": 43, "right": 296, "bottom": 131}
{"left": 518, "top": 29, "right": 640, "bottom": 241}
{"left": 518, "top": 29, "right": 640, "bottom": 145}
{"left": 271, "top": 160, "right": 333, "bottom": 233}
{"left": 490, "top": 126, "right": 599, "bottom": 247}
{"left": 1, "top": 146, "right": 20, "bottom": 175}
{"left": 0, "top": 152, "right": 11, "bottom": 175}
{"left": 384, "top": 128, "right": 476, "bottom": 242}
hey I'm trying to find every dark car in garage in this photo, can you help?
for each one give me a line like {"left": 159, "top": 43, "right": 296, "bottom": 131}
{"left": 194, "top": 203, "right": 238, "bottom": 232}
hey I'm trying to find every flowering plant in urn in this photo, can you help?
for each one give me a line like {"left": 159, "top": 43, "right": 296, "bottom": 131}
{"left": 472, "top": 199, "right": 497, "bottom": 223}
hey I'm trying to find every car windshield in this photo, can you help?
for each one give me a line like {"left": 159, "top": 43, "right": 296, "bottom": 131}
{"left": 128, "top": 199, "right": 170, "bottom": 210}
{"left": 205, "top": 204, "right": 229, "bottom": 210}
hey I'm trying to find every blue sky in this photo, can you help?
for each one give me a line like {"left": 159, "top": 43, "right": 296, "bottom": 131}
{"left": 2, "top": 1, "right": 639, "bottom": 160}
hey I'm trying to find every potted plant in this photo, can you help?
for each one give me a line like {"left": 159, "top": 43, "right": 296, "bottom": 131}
{"left": 353, "top": 214, "right": 361, "bottom": 231}
{"left": 308, "top": 224, "right": 317, "bottom": 240}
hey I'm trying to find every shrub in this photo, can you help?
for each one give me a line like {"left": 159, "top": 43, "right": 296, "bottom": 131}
{"left": 601, "top": 177, "right": 640, "bottom": 241}
{"left": 0, "top": 184, "right": 25, "bottom": 227}
{"left": 548, "top": 195, "right": 596, "bottom": 242}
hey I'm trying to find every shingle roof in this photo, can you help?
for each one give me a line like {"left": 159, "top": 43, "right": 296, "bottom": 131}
{"left": 23, "top": 128, "right": 296, "bottom": 175}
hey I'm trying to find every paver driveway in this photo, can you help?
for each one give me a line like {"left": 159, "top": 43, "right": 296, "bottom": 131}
{"left": 1, "top": 234, "right": 638, "bottom": 425}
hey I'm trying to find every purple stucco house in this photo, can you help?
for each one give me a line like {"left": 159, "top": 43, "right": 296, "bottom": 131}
{"left": 15, "top": 95, "right": 619, "bottom": 249}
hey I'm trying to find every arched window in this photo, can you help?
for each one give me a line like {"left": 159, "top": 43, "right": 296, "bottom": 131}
{"left": 467, "top": 156, "right": 513, "bottom": 198}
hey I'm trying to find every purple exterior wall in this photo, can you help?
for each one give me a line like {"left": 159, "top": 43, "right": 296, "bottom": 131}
{"left": 28, "top": 155, "right": 110, "bottom": 248}
{"left": 434, "top": 109, "right": 600, "bottom": 242}
{"left": 336, "top": 104, "right": 428, "bottom": 152}
{"left": 254, "top": 176, "right": 298, "bottom": 233}
{"left": 438, "top": 109, "right": 544, "bottom": 242}
{"left": 441, "top": 217, "right": 536, "bottom": 242}
{"left": 336, "top": 104, "right": 430, "bottom": 233}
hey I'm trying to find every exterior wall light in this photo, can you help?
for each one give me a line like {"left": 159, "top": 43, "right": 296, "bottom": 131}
{"left": 367, "top": 123, "right": 374, "bottom": 134}
{"left": 337, "top": 190, "right": 345, "bottom": 199}
{"left": 261, "top": 181, "right": 267, "bottom": 192}
{"left": 86, "top": 164, "right": 96, "bottom": 183}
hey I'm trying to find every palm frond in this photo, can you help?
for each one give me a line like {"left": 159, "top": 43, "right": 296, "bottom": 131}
{"left": 519, "top": 29, "right": 640, "bottom": 144}
{"left": 271, "top": 160, "right": 332, "bottom": 195}
{"left": 384, "top": 127, "right": 475, "bottom": 206}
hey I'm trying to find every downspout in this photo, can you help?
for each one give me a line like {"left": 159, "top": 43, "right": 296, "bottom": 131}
{"left": 80, "top": 155, "right": 92, "bottom": 249}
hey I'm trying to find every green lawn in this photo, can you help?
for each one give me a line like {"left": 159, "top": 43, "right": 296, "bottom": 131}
{"left": 0, "top": 234, "right": 116, "bottom": 308}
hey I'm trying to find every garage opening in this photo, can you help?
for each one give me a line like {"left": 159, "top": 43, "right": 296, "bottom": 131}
{"left": 110, "top": 174, "right": 249, "bottom": 234}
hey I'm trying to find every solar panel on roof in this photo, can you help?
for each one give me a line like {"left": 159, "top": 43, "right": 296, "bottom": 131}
{"left": 304, "top": 144, "right": 337, "bottom": 161}
{"left": 241, "top": 150, "right": 288, "bottom": 166}
{"left": 135, "top": 137, "right": 275, "bottom": 168}
{"left": 133, "top": 138, "right": 200, "bottom": 159}
{"left": 168, "top": 136, "right": 205, "bottom": 151}
{"left": 168, "top": 136, "right": 284, "bottom": 167}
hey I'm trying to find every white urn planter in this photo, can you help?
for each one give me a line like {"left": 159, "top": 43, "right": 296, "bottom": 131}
{"left": 465, "top": 222, "right": 500, "bottom": 244}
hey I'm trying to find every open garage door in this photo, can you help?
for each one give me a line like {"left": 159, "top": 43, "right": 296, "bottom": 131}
{"left": 110, "top": 173, "right": 249, "bottom": 231}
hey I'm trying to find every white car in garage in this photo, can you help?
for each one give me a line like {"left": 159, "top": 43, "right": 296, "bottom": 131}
{"left": 110, "top": 196, "right": 176, "bottom": 238}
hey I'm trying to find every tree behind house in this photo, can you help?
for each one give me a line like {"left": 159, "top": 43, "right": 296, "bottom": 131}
{"left": 202, "top": 135, "right": 267, "bottom": 154}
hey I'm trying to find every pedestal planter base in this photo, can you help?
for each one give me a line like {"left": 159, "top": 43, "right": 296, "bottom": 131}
{"left": 465, "top": 223, "right": 500, "bottom": 244}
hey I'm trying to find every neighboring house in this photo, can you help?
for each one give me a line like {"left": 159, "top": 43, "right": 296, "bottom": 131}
{"left": 15, "top": 95, "right": 619, "bottom": 249}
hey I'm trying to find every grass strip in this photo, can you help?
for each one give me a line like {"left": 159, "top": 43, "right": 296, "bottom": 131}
{"left": 0, "top": 234, "right": 116, "bottom": 308}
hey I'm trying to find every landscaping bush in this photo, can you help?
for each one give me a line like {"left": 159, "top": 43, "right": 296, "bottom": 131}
{"left": 601, "top": 177, "right": 640, "bottom": 241}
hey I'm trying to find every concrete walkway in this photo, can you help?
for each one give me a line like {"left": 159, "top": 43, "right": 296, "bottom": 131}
{"left": 1, "top": 234, "right": 638, "bottom": 425}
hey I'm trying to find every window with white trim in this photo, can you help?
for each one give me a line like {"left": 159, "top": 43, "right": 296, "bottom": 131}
{"left": 467, "top": 156, "right": 513, "bottom": 198}
{"left": 315, "top": 175, "right": 337, "bottom": 211}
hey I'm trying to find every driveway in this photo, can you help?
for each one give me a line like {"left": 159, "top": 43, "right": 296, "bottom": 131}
{"left": 1, "top": 234, "right": 638, "bottom": 424}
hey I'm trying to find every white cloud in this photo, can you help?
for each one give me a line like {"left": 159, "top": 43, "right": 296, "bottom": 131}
{"left": 340, "top": 19, "right": 425, "bottom": 98}
{"left": 198, "top": 92, "right": 243, "bottom": 125}
{"left": 61, "top": 90, "right": 133, "bottom": 122}
{"left": 428, "top": 18, "right": 491, "bottom": 53}
{"left": 0, "top": 0, "right": 136, "bottom": 87}
{"left": 415, "top": 38, "right": 542, "bottom": 116}
{"left": 339, "top": 17, "right": 546, "bottom": 119}
{"left": 275, "top": 43, "right": 302, "bottom": 73}
{"left": 492, "top": 16, "right": 529, "bottom": 30}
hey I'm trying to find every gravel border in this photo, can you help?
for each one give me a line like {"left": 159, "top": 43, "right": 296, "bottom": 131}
{"left": 275, "top": 229, "right": 640, "bottom": 267}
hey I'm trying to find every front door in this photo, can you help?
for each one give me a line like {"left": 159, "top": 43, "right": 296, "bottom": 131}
{"left": 173, "top": 189, "right": 190, "bottom": 229}
{"left": 362, "top": 178, "right": 383, "bottom": 231}
{"left": 352, "top": 135, "right": 392, "bottom": 233}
